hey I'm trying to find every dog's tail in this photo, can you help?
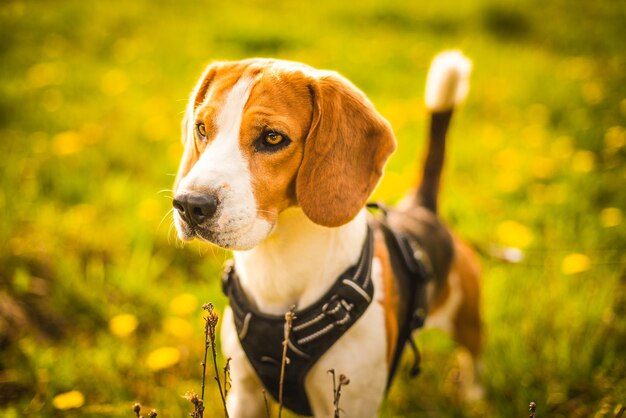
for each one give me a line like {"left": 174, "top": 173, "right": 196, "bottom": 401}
{"left": 416, "top": 51, "right": 472, "bottom": 213}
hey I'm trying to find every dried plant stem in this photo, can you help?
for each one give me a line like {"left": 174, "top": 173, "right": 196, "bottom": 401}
{"left": 529, "top": 402, "right": 537, "bottom": 418}
{"left": 616, "top": 406, "right": 626, "bottom": 418}
{"left": 328, "top": 369, "right": 350, "bottom": 418}
{"left": 262, "top": 389, "right": 271, "bottom": 418}
{"left": 203, "top": 303, "right": 230, "bottom": 418}
{"left": 132, "top": 403, "right": 157, "bottom": 418}
{"left": 223, "top": 357, "right": 232, "bottom": 399}
{"left": 184, "top": 392, "right": 203, "bottom": 418}
{"left": 200, "top": 321, "right": 209, "bottom": 406}
{"left": 278, "top": 305, "right": 296, "bottom": 418}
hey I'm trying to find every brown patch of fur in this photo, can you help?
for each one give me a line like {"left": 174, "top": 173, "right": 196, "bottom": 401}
{"left": 374, "top": 229, "right": 399, "bottom": 366}
{"left": 450, "top": 238, "right": 482, "bottom": 356}
{"left": 296, "top": 74, "right": 397, "bottom": 227}
{"left": 238, "top": 69, "right": 314, "bottom": 222}
{"left": 428, "top": 275, "right": 451, "bottom": 315}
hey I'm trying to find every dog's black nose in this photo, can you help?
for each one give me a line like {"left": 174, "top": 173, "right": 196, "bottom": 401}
{"left": 173, "top": 193, "right": 218, "bottom": 225}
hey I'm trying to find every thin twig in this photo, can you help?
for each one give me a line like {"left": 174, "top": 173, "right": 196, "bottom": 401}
{"left": 328, "top": 369, "right": 350, "bottom": 418}
{"left": 223, "top": 357, "right": 232, "bottom": 399}
{"left": 200, "top": 316, "right": 210, "bottom": 409}
{"left": 328, "top": 369, "right": 337, "bottom": 404}
{"left": 278, "top": 305, "right": 296, "bottom": 418}
{"left": 183, "top": 391, "right": 203, "bottom": 418}
{"left": 262, "top": 389, "right": 271, "bottom": 418}
{"left": 615, "top": 406, "right": 625, "bottom": 418}
{"left": 204, "top": 303, "right": 230, "bottom": 418}
{"left": 529, "top": 401, "right": 537, "bottom": 418}
{"left": 132, "top": 403, "right": 156, "bottom": 418}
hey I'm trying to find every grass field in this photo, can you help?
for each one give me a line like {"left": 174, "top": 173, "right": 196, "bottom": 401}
{"left": 0, "top": 0, "right": 624, "bottom": 417}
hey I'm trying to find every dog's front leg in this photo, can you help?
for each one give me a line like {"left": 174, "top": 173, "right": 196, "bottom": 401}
{"left": 304, "top": 294, "right": 388, "bottom": 418}
{"left": 221, "top": 307, "right": 267, "bottom": 418}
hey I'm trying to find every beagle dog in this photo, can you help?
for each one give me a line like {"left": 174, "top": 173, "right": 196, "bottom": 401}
{"left": 172, "top": 52, "right": 482, "bottom": 417}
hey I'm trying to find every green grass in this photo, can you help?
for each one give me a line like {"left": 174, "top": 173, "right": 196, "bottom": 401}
{"left": 1, "top": 0, "right": 624, "bottom": 416}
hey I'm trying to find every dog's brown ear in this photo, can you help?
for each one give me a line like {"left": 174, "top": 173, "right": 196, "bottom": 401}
{"left": 174, "top": 64, "right": 218, "bottom": 190}
{"left": 297, "top": 73, "right": 397, "bottom": 227}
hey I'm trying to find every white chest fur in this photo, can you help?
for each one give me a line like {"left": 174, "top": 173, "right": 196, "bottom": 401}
{"left": 232, "top": 207, "right": 368, "bottom": 314}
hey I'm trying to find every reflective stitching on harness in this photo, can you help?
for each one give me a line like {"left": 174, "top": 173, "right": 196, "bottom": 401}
{"left": 238, "top": 312, "right": 252, "bottom": 340}
{"left": 322, "top": 302, "right": 341, "bottom": 315}
{"left": 293, "top": 313, "right": 325, "bottom": 331}
{"left": 354, "top": 241, "right": 371, "bottom": 288}
{"left": 335, "top": 312, "right": 351, "bottom": 326}
{"left": 414, "top": 248, "right": 433, "bottom": 278}
{"left": 341, "top": 300, "right": 353, "bottom": 311}
{"left": 297, "top": 323, "right": 335, "bottom": 345}
{"left": 342, "top": 279, "right": 372, "bottom": 302}
{"left": 287, "top": 339, "right": 311, "bottom": 359}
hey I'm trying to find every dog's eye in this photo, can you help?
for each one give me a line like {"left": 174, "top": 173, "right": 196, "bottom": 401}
{"left": 256, "top": 129, "right": 291, "bottom": 153}
{"left": 264, "top": 131, "right": 284, "bottom": 146}
{"left": 196, "top": 123, "right": 207, "bottom": 140}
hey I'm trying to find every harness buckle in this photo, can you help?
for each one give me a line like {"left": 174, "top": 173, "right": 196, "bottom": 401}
{"left": 322, "top": 296, "right": 352, "bottom": 331}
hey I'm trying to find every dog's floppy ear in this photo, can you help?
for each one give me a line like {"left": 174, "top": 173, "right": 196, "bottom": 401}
{"left": 174, "top": 64, "right": 218, "bottom": 190}
{"left": 297, "top": 72, "right": 397, "bottom": 227}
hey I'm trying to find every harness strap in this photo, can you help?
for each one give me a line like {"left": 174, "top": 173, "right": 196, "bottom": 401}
{"left": 222, "top": 226, "right": 374, "bottom": 416}
{"left": 367, "top": 202, "right": 432, "bottom": 384}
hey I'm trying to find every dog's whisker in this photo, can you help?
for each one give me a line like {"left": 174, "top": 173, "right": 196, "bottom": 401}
{"left": 158, "top": 208, "right": 175, "bottom": 232}
{"left": 167, "top": 219, "right": 177, "bottom": 246}
{"left": 256, "top": 209, "right": 275, "bottom": 217}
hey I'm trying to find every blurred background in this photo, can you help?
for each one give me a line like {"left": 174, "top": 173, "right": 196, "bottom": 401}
{"left": 0, "top": 0, "right": 624, "bottom": 416}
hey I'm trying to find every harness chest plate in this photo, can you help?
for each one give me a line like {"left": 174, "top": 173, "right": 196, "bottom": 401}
{"left": 222, "top": 227, "right": 375, "bottom": 416}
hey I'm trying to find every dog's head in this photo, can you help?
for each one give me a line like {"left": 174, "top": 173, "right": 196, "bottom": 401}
{"left": 172, "top": 59, "right": 396, "bottom": 250}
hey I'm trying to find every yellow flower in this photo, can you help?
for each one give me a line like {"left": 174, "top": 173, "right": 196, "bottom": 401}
{"left": 582, "top": 81, "right": 604, "bottom": 105}
{"left": 53, "top": 131, "right": 82, "bottom": 156}
{"left": 109, "top": 314, "right": 138, "bottom": 338}
{"left": 562, "top": 253, "right": 591, "bottom": 275}
{"left": 494, "top": 148, "right": 520, "bottom": 169}
{"left": 146, "top": 347, "right": 181, "bottom": 371}
{"left": 571, "top": 150, "right": 595, "bottom": 173}
{"left": 169, "top": 293, "right": 198, "bottom": 317}
{"left": 600, "top": 208, "right": 622, "bottom": 228}
{"left": 52, "top": 390, "right": 85, "bottom": 410}
{"left": 496, "top": 221, "right": 533, "bottom": 249}
{"left": 604, "top": 126, "right": 625, "bottom": 150}
{"left": 101, "top": 69, "right": 128, "bottom": 96}
{"left": 496, "top": 172, "right": 521, "bottom": 193}
{"left": 531, "top": 157, "right": 557, "bottom": 179}
{"left": 164, "top": 317, "right": 193, "bottom": 339}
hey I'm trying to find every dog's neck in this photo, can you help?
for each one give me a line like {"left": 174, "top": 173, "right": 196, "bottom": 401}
{"left": 233, "top": 207, "right": 368, "bottom": 315}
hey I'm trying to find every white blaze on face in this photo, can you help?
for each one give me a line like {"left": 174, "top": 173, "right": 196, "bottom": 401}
{"left": 175, "top": 77, "right": 273, "bottom": 250}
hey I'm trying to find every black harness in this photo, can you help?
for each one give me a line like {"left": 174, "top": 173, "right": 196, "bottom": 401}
{"left": 221, "top": 206, "right": 430, "bottom": 416}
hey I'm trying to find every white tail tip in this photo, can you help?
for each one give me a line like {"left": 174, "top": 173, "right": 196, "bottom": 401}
{"left": 424, "top": 50, "right": 472, "bottom": 112}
